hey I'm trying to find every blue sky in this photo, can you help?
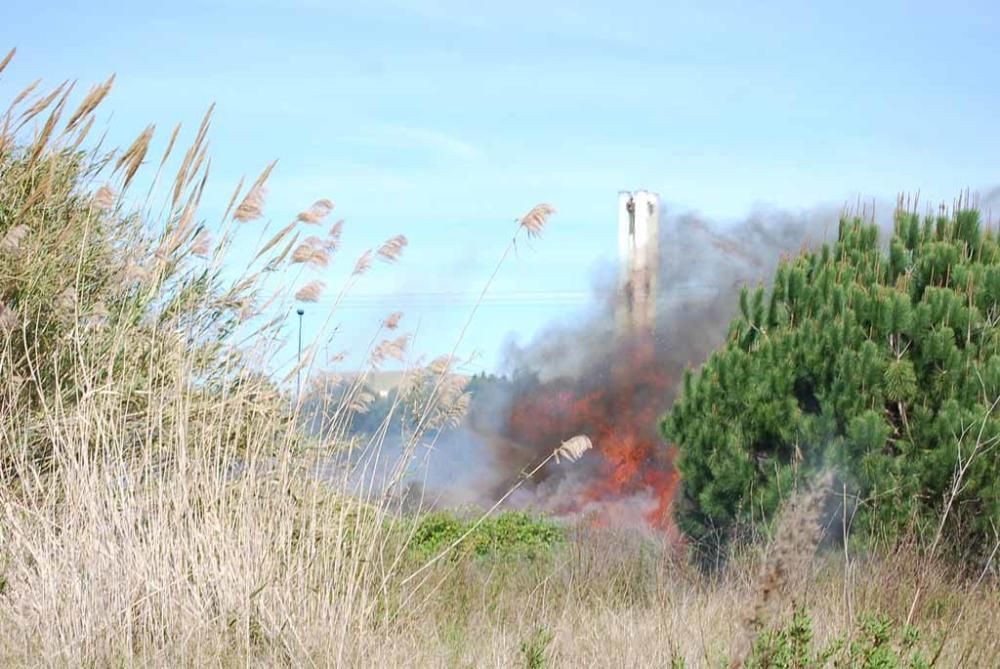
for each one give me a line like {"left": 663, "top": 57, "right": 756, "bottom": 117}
{"left": 2, "top": 1, "right": 998, "bottom": 375}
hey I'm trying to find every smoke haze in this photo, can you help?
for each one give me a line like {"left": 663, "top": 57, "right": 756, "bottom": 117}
{"left": 410, "top": 200, "right": 847, "bottom": 532}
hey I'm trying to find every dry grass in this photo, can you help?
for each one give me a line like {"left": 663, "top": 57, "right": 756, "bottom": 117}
{"left": 0, "top": 55, "right": 997, "bottom": 669}
{"left": 351, "top": 528, "right": 999, "bottom": 668}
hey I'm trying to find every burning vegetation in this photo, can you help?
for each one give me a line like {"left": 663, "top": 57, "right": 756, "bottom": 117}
{"left": 504, "top": 333, "right": 680, "bottom": 536}
{"left": 454, "top": 198, "right": 835, "bottom": 536}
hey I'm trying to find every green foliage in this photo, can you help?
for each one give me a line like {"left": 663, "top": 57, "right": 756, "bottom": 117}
{"left": 662, "top": 208, "right": 1000, "bottom": 553}
{"left": 519, "top": 625, "right": 554, "bottom": 669}
{"left": 1, "top": 105, "right": 290, "bottom": 480}
{"left": 407, "top": 510, "right": 564, "bottom": 561}
{"left": 746, "top": 609, "right": 931, "bottom": 668}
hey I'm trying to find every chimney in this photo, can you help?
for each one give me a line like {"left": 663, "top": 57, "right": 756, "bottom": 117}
{"left": 617, "top": 190, "right": 660, "bottom": 336}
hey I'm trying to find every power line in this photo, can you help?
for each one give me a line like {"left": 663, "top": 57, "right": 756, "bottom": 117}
{"left": 288, "top": 285, "right": 731, "bottom": 307}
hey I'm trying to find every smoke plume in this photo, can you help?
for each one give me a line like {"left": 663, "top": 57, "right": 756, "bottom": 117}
{"left": 434, "top": 201, "right": 845, "bottom": 533}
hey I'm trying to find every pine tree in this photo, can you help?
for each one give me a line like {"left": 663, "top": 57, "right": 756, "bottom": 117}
{"left": 661, "top": 205, "right": 1000, "bottom": 556}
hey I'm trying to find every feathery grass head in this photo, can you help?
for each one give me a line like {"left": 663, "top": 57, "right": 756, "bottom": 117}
{"left": 554, "top": 435, "right": 592, "bottom": 464}
{"left": 730, "top": 471, "right": 834, "bottom": 668}
{"left": 377, "top": 234, "right": 408, "bottom": 263}
{"left": 86, "top": 301, "right": 110, "bottom": 331}
{"left": 122, "top": 259, "right": 150, "bottom": 285}
{"left": 0, "top": 302, "right": 18, "bottom": 332}
{"left": 1, "top": 224, "right": 29, "bottom": 254}
{"left": 428, "top": 355, "right": 452, "bottom": 376}
{"left": 297, "top": 198, "right": 334, "bottom": 224}
{"left": 371, "top": 334, "right": 410, "bottom": 366}
{"left": 0, "top": 47, "right": 14, "bottom": 77}
{"left": 234, "top": 184, "right": 267, "bottom": 222}
{"left": 93, "top": 185, "right": 116, "bottom": 212}
{"left": 348, "top": 390, "right": 376, "bottom": 415}
{"left": 383, "top": 312, "right": 403, "bottom": 330}
{"left": 57, "top": 287, "right": 77, "bottom": 314}
{"left": 329, "top": 219, "right": 344, "bottom": 238}
{"left": 190, "top": 230, "right": 212, "bottom": 258}
{"left": 291, "top": 238, "right": 330, "bottom": 268}
{"left": 65, "top": 74, "right": 114, "bottom": 132}
{"left": 234, "top": 161, "right": 276, "bottom": 222}
{"left": 519, "top": 203, "right": 556, "bottom": 238}
{"left": 353, "top": 249, "right": 373, "bottom": 276}
{"left": 115, "top": 124, "right": 154, "bottom": 189}
{"left": 295, "top": 279, "right": 325, "bottom": 303}
{"left": 325, "top": 219, "right": 344, "bottom": 252}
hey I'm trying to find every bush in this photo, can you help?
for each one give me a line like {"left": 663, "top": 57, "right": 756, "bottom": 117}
{"left": 662, "top": 206, "right": 1000, "bottom": 555}
{"left": 745, "top": 608, "right": 931, "bottom": 668}
{"left": 0, "top": 100, "right": 287, "bottom": 478}
{"left": 407, "top": 510, "right": 564, "bottom": 561}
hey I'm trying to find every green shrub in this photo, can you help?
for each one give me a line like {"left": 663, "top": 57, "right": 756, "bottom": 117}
{"left": 407, "top": 510, "right": 564, "bottom": 561}
{"left": 519, "top": 625, "right": 554, "bottom": 669}
{"left": 746, "top": 608, "right": 931, "bottom": 668}
{"left": 0, "top": 78, "right": 291, "bottom": 480}
{"left": 662, "top": 207, "right": 1000, "bottom": 554}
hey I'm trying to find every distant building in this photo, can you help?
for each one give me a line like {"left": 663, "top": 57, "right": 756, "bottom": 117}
{"left": 617, "top": 190, "right": 660, "bottom": 335}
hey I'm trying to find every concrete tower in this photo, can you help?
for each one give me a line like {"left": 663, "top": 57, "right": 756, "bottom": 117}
{"left": 617, "top": 190, "right": 660, "bottom": 335}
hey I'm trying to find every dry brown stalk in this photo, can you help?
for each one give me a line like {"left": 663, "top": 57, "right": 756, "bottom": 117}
{"left": 266, "top": 231, "right": 301, "bottom": 270}
{"left": 254, "top": 221, "right": 297, "bottom": 263}
{"left": 68, "top": 114, "right": 96, "bottom": 153}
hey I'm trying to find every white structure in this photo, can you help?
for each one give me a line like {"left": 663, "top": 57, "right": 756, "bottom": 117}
{"left": 617, "top": 190, "right": 660, "bottom": 334}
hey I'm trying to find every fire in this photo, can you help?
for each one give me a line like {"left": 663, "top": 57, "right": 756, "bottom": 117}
{"left": 505, "top": 334, "right": 680, "bottom": 537}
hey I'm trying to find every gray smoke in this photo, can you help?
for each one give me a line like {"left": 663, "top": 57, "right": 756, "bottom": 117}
{"left": 502, "top": 201, "right": 845, "bottom": 383}
{"left": 334, "top": 199, "right": 888, "bottom": 521}
{"left": 434, "top": 201, "right": 850, "bottom": 521}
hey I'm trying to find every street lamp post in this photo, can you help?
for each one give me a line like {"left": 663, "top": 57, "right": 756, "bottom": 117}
{"left": 296, "top": 308, "right": 304, "bottom": 404}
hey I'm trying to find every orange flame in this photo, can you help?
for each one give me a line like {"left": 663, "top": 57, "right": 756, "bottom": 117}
{"left": 506, "top": 334, "right": 680, "bottom": 537}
